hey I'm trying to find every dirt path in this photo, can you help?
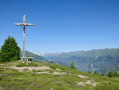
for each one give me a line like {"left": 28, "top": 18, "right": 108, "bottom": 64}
{"left": 11, "top": 65, "right": 50, "bottom": 72}
{"left": 36, "top": 71, "right": 67, "bottom": 75}
{"left": 77, "top": 75, "right": 88, "bottom": 78}
{"left": 0, "top": 64, "right": 4, "bottom": 66}
{"left": 77, "top": 80, "right": 97, "bottom": 87}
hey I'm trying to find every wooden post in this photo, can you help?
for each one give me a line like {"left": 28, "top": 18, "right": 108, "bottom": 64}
{"left": 27, "top": 59, "right": 28, "bottom": 65}
{"left": 23, "top": 58, "right": 24, "bottom": 63}
{"left": 30, "top": 59, "right": 32, "bottom": 63}
{"left": 51, "top": 61, "right": 53, "bottom": 66}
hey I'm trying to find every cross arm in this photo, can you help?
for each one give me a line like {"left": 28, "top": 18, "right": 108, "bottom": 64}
{"left": 15, "top": 23, "right": 23, "bottom": 26}
{"left": 25, "top": 23, "right": 34, "bottom": 26}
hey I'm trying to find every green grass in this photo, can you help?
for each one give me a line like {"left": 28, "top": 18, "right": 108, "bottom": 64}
{"left": 16, "top": 62, "right": 38, "bottom": 67}
{"left": 0, "top": 61, "right": 119, "bottom": 90}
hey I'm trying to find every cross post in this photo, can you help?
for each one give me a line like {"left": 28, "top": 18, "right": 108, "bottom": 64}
{"left": 15, "top": 15, "right": 34, "bottom": 63}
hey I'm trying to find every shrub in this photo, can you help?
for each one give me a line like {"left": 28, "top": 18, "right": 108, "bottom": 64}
{"left": 107, "top": 71, "right": 113, "bottom": 78}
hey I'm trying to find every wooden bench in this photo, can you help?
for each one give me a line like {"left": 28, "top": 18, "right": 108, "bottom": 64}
{"left": 21, "top": 57, "right": 34, "bottom": 65}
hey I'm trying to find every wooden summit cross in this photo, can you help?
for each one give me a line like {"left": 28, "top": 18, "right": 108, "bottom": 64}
{"left": 15, "top": 15, "right": 34, "bottom": 64}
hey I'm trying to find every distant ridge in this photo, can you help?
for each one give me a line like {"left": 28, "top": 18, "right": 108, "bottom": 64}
{"left": 43, "top": 48, "right": 119, "bottom": 73}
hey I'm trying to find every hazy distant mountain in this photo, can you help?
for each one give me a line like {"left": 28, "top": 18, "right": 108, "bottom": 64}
{"left": 35, "top": 52, "right": 63, "bottom": 56}
{"left": 43, "top": 48, "right": 119, "bottom": 73}
{"left": 34, "top": 52, "right": 69, "bottom": 67}
{"left": 22, "top": 51, "right": 47, "bottom": 62}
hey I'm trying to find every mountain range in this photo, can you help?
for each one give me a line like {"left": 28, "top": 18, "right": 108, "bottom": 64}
{"left": 40, "top": 48, "right": 119, "bottom": 73}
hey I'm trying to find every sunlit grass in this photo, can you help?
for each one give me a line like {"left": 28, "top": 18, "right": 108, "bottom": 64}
{"left": 0, "top": 61, "right": 119, "bottom": 90}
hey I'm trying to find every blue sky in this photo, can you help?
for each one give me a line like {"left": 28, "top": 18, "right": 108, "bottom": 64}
{"left": 0, "top": 0, "right": 119, "bottom": 53}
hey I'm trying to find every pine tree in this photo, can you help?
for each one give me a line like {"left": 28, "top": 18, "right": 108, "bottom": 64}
{"left": 0, "top": 36, "right": 20, "bottom": 62}
{"left": 69, "top": 60, "right": 76, "bottom": 70}
{"left": 107, "top": 71, "right": 113, "bottom": 78}
{"left": 101, "top": 72, "right": 104, "bottom": 76}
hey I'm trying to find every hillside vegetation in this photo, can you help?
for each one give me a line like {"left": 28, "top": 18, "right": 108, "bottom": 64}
{"left": 0, "top": 61, "right": 119, "bottom": 90}
{"left": 44, "top": 48, "right": 119, "bottom": 73}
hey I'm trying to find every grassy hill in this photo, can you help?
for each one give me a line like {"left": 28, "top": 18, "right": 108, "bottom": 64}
{"left": 44, "top": 48, "right": 119, "bottom": 73}
{"left": 0, "top": 61, "right": 119, "bottom": 90}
